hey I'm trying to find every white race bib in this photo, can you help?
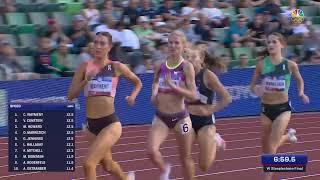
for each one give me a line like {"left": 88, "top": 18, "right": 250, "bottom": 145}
{"left": 263, "top": 77, "right": 286, "bottom": 92}
{"left": 159, "top": 77, "right": 180, "bottom": 89}
{"left": 87, "top": 77, "right": 112, "bottom": 94}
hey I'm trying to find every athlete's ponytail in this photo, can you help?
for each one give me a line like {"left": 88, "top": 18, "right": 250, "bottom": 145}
{"left": 203, "top": 51, "right": 227, "bottom": 73}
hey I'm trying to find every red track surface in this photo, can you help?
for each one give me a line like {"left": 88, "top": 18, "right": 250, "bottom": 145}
{"left": 0, "top": 113, "right": 319, "bottom": 180}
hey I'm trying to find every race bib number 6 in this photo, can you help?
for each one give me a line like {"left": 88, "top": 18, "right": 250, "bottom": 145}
{"left": 181, "top": 123, "right": 190, "bottom": 134}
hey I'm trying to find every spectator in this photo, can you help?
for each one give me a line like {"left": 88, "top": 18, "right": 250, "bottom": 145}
{"left": 152, "top": 39, "right": 168, "bottom": 62}
{"left": 286, "top": 20, "right": 310, "bottom": 45}
{"left": 65, "top": 15, "right": 93, "bottom": 54}
{"left": 234, "top": 53, "right": 253, "bottom": 68}
{"left": 33, "top": 36, "right": 55, "bottom": 75}
{"left": 78, "top": 42, "right": 94, "bottom": 66}
{"left": 263, "top": 13, "right": 292, "bottom": 37}
{"left": 153, "top": 22, "right": 172, "bottom": 39}
{"left": 301, "top": 48, "right": 320, "bottom": 65}
{"left": 219, "top": 53, "right": 232, "bottom": 69}
{"left": 0, "top": 0, "right": 16, "bottom": 14}
{"left": 306, "top": 0, "right": 320, "bottom": 6}
{"left": 46, "top": 19, "right": 70, "bottom": 49}
{"left": 247, "top": 13, "right": 266, "bottom": 46}
{"left": 0, "top": 42, "right": 24, "bottom": 74}
{"left": 138, "top": 0, "right": 157, "bottom": 20}
{"left": 94, "top": 15, "right": 122, "bottom": 43}
{"left": 116, "top": 22, "right": 141, "bottom": 50}
{"left": 214, "top": 0, "right": 233, "bottom": 8}
{"left": 120, "top": 0, "right": 140, "bottom": 28}
{"left": 234, "top": 0, "right": 268, "bottom": 8}
{"left": 181, "top": 0, "right": 201, "bottom": 20}
{"left": 260, "top": 0, "right": 282, "bottom": 16}
{"left": 287, "top": 53, "right": 300, "bottom": 63}
{"left": 157, "top": 0, "right": 181, "bottom": 22}
{"left": 200, "top": 0, "right": 229, "bottom": 28}
{"left": 134, "top": 54, "right": 154, "bottom": 74}
{"left": 228, "top": 14, "right": 255, "bottom": 48}
{"left": 82, "top": 0, "right": 100, "bottom": 30}
{"left": 50, "top": 41, "right": 74, "bottom": 76}
{"left": 101, "top": 0, "right": 121, "bottom": 21}
{"left": 194, "top": 13, "right": 215, "bottom": 42}
{"left": 302, "top": 29, "right": 320, "bottom": 55}
{"left": 178, "top": 18, "right": 200, "bottom": 43}
{"left": 281, "top": 0, "right": 297, "bottom": 18}
{"left": 132, "top": 16, "right": 161, "bottom": 46}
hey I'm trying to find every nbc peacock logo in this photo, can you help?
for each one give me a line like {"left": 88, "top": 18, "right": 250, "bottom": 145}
{"left": 290, "top": 9, "right": 305, "bottom": 25}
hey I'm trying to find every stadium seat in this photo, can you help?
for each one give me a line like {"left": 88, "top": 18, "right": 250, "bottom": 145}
{"left": 312, "top": 16, "right": 320, "bottom": 24}
{"left": 15, "top": 3, "right": 41, "bottom": 12}
{"left": 4, "top": 34, "right": 18, "bottom": 47}
{"left": 5, "top": 12, "right": 29, "bottom": 25}
{"left": 212, "top": 48, "right": 232, "bottom": 58}
{"left": 18, "top": 34, "right": 36, "bottom": 48}
{"left": 55, "top": 0, "right": 74, "bottom": 3}
{"left": 15, "top": 56, "right": 34, "bottom": 72}
{"left": 41, "top": 3, "right": 66, "bottom": 12}
{"left": 17, "top": 24, "right": 36, "bottom": 34}
{"left": 300, "top": 6, "right": 319, "bottom": 16}
{"left": 283, "top": 45, "right": 296, "bottom": 57}
{"left": 52, "top": 12, "right": 72, "bottom": 26}
{"left": 14, "top": 0, "right": 32, "bottom": 4}
{"left": 253, "top": 46, "right": 267, "bottom": 57}
{"left": 68, "top": 54, "right": 78, "bottom": 70}
{"left": 15, "top": 46, "right": 33, "bottom": 56}
{"left": 232, "top": 47, "right": 253, "bottom": 60}
{"left": 0, "top": 15, "right": 3, "bottom": 24}
{"left": 239, "top": 7, "right": 257, "bottom": 20}
{"left": 212, "top": 28, "right": 229, "bottom": 44}
{"left": 312, "top": 24, "right": 320, "bottom": 30}
{"left": 29, "top": 12, "right": 49, "bottom": 26}
{"left": 0, "top": 25, "right": 15, "bottom": 34}
{"left": 35, "top": 0, "right": 52, "bottom": 3}
{"left": 221, "top": 7, "right": 237, "bottom": 21}
{"left": 65, "top": 3, "right": 83, "bottom": 15}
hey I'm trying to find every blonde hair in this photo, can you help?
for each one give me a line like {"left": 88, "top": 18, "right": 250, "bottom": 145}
{"left": 168, "top": 30, "right": 188, "bottom": 48}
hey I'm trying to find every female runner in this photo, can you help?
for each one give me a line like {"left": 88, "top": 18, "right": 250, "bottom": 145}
{"left": 68, "top": 32, "right": 142, "bottom": 180}
{"left": 186, "top": 48, "right": 231, "bottom": 172}
{"left": 147, "top": 31, "right": 197, "bottom": 180}
{"left": 250, "top": 32, "right": 309, "bottom": 180}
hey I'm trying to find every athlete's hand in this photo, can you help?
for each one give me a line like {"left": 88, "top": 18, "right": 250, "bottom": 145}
{"left": 165, "top": 72, "right": 176, "bottom": 89}
{"left": 126, "top": 96, "right": 136, "bottom": 106}
{"left": 84, "top": 71, "right": 96, "bottom": 82}
{"left": 299, "top": 93, "right": 310, "bottom": 104}
{"left": 253, "top": 85, "right": 264, "bottom": 97}
{"left": 151, "top": 94, "right": 158, "bottom": 106}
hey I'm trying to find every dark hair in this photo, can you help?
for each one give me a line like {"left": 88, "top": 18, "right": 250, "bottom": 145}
{"left": 203, "top": 51, "right": 226, "bottom": 71}
{"left": 96, "top": 31, "right": 113, "bottom": 45}
{"left": 256, "top": 47, "right": 269, "bottom": 57}
{"left": 267, "top": 32, "right": 287, "bottom": 47}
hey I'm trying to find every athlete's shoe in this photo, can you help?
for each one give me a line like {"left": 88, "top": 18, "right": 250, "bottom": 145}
{"left": 160, "top": 163, "right": 171, "bottom": 180}
{"left": 215, "top": 133, "right": 226, "bottom": 151}
{"left": 288, "top": 128, "right": 297, "bottom": 143}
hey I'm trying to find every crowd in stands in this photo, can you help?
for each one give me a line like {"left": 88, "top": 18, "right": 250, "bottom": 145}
{"left": 0, "top": 0, "right": 320, "bottom": 80}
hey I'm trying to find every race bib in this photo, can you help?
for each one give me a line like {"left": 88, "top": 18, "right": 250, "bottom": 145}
{"left": 263, "top": 77, "right": 286, "bottom": 92}
{"left": 180, "top": 123, "right": 190, "bottom": 134}
{"left": 87, "top": 77, "right": 112, "bottom": 94}
{"left": 159, "top": 77, "right": 180, "bottom": 89}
